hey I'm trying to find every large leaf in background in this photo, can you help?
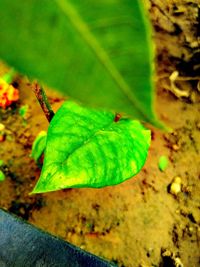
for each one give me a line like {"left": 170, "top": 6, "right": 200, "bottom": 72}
{"left": 32, "top": 101, "right": 150, "bottom": 193}
{"left": 0, "top": 0, "right": 163, "bottom": 128}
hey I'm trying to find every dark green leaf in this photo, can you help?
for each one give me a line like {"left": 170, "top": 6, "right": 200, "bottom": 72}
{"left": 0, "top": 0, "right": 164, "bottom": 128}
{"left": 32, "top": 101, "right": 151, "bottom": 193}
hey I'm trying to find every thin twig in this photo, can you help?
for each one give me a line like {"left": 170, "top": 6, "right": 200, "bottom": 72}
{"left": 32, "top": 83, "right": 55, "bottom": 122}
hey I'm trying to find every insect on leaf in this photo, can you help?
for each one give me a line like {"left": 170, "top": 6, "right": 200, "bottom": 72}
{"left": 32, "top": 101, "right": 151, "bottom": 193}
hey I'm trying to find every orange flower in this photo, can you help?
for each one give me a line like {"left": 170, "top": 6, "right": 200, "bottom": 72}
{"left": 0, "top": 78, "right": 19, "bottom": 109}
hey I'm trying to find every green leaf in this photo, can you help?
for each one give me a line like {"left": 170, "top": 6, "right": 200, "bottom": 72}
{"left": 158, "top": 155, "right": 169, "bottom": 172}
{"left": 0, "top": 170, "right": 6, "bottom": 181}
{"left": 32, "top": 101, "right": 151, "bottom": 193}
{"left": 31, "top": 131, "right": 47, "bottom": 163}
{"left": 0, "top": 0, "right": 164, "bottom": 128}
{"left": 2, "top": 68, "right": 16, "bottom": 84}
{"left": 0, "top": 160, "right": 4, "bottom": 167}
{"left": 19, "top": 104, "right": 29, "bottom": 119}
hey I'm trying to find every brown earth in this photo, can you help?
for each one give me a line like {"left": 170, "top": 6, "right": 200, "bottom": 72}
{"left": 0, "top": 2, "right": 200, "bottom": 267}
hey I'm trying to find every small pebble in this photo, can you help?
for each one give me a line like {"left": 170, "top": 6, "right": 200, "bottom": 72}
{"left": 174, "top": 257, "right": 184, "bottom": 267}
{"left": 189, "top": 227, "right": 193, "bottom": 233}
{"left": 172, "top": 144, "right": 180, "bottom": 151}
{"left": 170, "top": 177, "right": 182, "bottom": 195}
{"left": 0, "top": 123, "right": 5, "bottom": 131}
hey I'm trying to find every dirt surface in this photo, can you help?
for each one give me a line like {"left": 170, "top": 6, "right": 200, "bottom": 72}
{"left": 0, "top": 2, "right": 200, "bottom": 267}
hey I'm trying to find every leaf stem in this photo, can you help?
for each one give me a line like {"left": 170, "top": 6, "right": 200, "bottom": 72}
{"left": 33, "top": 83, "right": 54, "bottom": 122}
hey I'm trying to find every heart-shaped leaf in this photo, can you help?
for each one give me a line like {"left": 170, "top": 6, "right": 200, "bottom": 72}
{"left": 0, "top": 0, "right": 164, "bottom": 128}
{"left": 32, "top": 101, "right": 151, "bottom": 193}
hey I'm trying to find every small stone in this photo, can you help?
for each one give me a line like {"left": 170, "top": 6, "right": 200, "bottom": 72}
{"left": 24, "top": 132, "right": 31, "bottom": 137}
{"left": 170, "top": 183, "right": 181, "bottom": 195}
{"left": 174, "top": 257, "right": 184, "bottom": 267}
{"left": 189, "top": 227, "right": 193, "bottom": 233}
{"left": 170, "top": 177, "right": 182, "bottom": 195}
{"left": 172, "top": 144, "right": 180, "bottom": 151}
{"left": 174, "top": 177, "right": 182, "bottom": 184}
{"left": 161, "top": 248, "right": 171, "bottom": 257}
{"left": 0, "top": 123, "right": 5, "bottom": 131}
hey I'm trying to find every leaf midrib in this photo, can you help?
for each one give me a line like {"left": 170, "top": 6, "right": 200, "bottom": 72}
{"left": 55, "top": 0, "right": 151, "bottom": 121}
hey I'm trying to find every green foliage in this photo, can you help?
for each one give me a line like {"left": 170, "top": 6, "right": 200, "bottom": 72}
{"left": 19, "top": 105, "right": 29, "bottom": 119}
{"left": 158, "top": 155, "right": 169, "bottom": 172}
{"left": 2, "top": 69, "right": 16, "bottom": 84}
{"left": 0, "top": 170, "right": 5, "bottom": 181}
{"left": 0, "top": 0, "right": 163, "bottom": 128}
{"left": 31, "top": 131, "right": 47, "bottom": 163}
{"left": 32, "top": 101, "right": 151, "bottom": 193}
{"left": 0, "top": 160, "right": 5, "bottom": 181}
{"left": 0, "top": 1, "right": 166, "bottom": 192}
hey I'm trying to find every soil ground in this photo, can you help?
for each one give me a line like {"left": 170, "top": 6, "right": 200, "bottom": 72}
{"left": 0, "top": 2, "right": 200, "bottom": 266}
{"left": 0, "top": 65, "right": 200, "bottom": 267}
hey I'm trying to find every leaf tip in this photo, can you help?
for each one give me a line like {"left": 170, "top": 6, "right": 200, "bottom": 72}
{"left": 31, "top": 179, "right": 46, "bottom": 194}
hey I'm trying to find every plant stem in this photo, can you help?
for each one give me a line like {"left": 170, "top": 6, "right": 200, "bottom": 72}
{"left": 33, "top": 83, "right": 54, "bottom": 122}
